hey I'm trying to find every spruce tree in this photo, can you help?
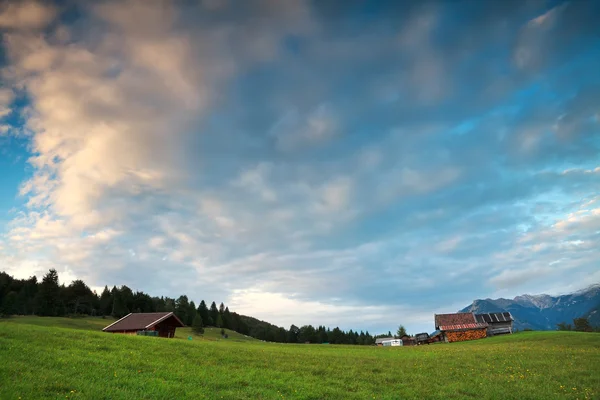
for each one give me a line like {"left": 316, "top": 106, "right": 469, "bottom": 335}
{"left": 36, "top": 269, "right": 60, "bottom": 316}
{"left": 197, "top": 300, "right": 211, "bottom": 326}
{"left": 209, "top": 301, "right": 219, "bottom": 326}
{"left": 223, "top": 306, "right": 232, "bottom": 330}
{"left": 192, "top": 314, "right": 204, "bottom": 334}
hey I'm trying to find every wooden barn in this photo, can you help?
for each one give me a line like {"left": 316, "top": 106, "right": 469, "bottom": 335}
{"left": 102, "top": 312, "right": 185, "bottom": 338}
{"left": 475, "top": 312, "right": 514, "bottom": 336}
{"left": 434, "top": 312, "right": 488, "bottom": 343}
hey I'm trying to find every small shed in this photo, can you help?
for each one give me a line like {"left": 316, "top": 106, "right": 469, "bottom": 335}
{"left": 425, "top": 330, "right": 443, "bottom": 344}
{"left": 102, "top": 312, "right": 185, "bottom": 338}
{"left": 415, "top": 332, "right": 430, "bottom": 344}
{"left": 434, "top": 312, "right": 488, "bottom": 343}
{"left": 475, "top": 312, "right": 514, "bottom": 336}
{"left": 400, "top": 335, "right": 416, "bottom": 346}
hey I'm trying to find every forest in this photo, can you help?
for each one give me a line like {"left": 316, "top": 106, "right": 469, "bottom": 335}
{"left": 0, "top": 269, "right": 384, "bottom": 345}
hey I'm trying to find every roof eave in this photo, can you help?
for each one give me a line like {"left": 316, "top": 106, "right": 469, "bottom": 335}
{"left": 144, "top": 312, "right": 186, "bottom": 329}
{"left": 102, "top": 313, "right": 133, "bottom": 331}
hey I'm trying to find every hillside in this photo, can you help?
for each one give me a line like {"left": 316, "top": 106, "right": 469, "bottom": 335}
{"left": 0, "top": 316, "right": 257, "bottom": 342}
{"left": 1, "top": 317, "right": 598, "bottom": 399}
{"left": 461, "top": 284, "right": 600, "bottom": 330}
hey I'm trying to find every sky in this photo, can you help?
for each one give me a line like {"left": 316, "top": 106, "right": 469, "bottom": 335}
{"left": 0, "top": 0, "right": 599, "bottom": 335}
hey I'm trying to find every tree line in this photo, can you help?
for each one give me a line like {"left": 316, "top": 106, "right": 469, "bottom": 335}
{"left": 557, "top": 318, "right": 599, "bottom": 332}
{"left": 0, "top": 269, "right": 385, "bottom": 345}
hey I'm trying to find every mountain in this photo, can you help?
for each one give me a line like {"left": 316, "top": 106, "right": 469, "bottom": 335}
{"left": 460, "top": 284, "right": 600, "bottom": 330}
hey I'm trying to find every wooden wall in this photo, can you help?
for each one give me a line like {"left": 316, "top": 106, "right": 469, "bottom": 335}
{"left": 445, "top": 328, "right": 486, "bottom": 343}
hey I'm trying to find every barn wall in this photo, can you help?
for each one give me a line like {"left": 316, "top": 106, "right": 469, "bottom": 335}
{"left": 487, "top": 321, "right": 513, "bottom": 335}
{"left": 445, "top": 328, "right": 486, "bottom": 343}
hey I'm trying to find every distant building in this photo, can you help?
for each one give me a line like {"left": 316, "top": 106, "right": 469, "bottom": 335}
{"left": 415, "top": 332, "right": 430, "bottom": 344}
{"left": 426, "top": 330, "right": 443, "bottom": 344}
{"left": 102, "top": 312, "right": 185, "bottom": 338}
{"left": 434, "top": 312, "right": 488, "bottom": 343}
{"left": 475, "top": 312, "right": 514, "bottom": 336}
{"left": 400, "top": 335, "right": 416, "bottom": 346}
{"left": 375, "top": 337, "right": 400, "bottom": 346}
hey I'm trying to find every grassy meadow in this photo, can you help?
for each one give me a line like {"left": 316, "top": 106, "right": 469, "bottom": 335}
{"left": 0, "top": 317, "right": 598, "bottom": 399}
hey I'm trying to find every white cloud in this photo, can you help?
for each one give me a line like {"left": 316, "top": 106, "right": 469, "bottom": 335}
{"left": 1, "top": 0, "right": 598, "bottom": 336}
{"left": 0, "top": 1, "right": 57, "bottom": 30}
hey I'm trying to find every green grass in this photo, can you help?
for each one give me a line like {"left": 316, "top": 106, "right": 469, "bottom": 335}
{"left": 0, "top": 316, "right": 256, "bottom": 342}
{"left": 1, "top": 317, "right": 599, "bottom": 399}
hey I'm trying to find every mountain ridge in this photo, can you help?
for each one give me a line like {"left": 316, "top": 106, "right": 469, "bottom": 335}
{"left": 460, "top": 284, "right": 600, "bottom": 330}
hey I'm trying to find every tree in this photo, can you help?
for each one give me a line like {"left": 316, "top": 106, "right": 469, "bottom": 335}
{"left": 111, "top": 286, "right": 130, "bottom": 318}
{"left": 209, "top": 301, "right": 219, "bottom": 326}
{"left": 175, "top": 295, "right": 190, "bottom": 324}
{"left": 197, "top": 301, "right": 211, "bottom": 326}
{"left": 573, "top": 318, "right": 592, "bottom": 332}
{"left": 557, "top": 322, "right": 572, "bottom": 331}
{"left": 187, "top": 301, "right": 197, "bottom": 326}
{"left": 99, "top": 286, "right": 113, "bottom": 316}
{"left": 36, "top": 269, "right": 61, "bottom": 316}
{"left": 396, "top": 325, "right": 407, "bottom": 338}
{"left": 216, "top": 313, "right": 223, "bottom": 328}
{"left": 288, "top": 324, "right": 300, "bottom": 343}
{"left": 222, "top": 306, "right": 232, "bottom": 330}
{"left": 192, "top": 314, "right": 204, "bottom": 334}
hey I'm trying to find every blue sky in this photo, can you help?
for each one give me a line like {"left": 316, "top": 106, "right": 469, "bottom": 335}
{"left": 0, "top": 0, "right": 599, "bottom": 334}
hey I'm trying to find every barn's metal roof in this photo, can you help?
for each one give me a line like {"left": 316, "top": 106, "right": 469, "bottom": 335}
{"left": 475, "top": 312, "right": 514, "bottom": 324}
{"left": 102, "top": 312, "right": 185, "bottom": 332}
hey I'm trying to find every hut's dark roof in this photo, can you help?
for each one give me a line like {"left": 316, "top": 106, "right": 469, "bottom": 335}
{"left": 102, "top": 312, "right": 184, "bottom": 332}
{"left": 435, "top": 312, "right": 488, "bottom": 331}
{"left": 475, "top": 312, "right": 513, "bottom": 324}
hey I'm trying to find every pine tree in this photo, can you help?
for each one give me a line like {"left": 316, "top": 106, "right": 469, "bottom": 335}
{"left": 36, "top": 269, "right": 60, "bottom": 316}
{"left": 209, "top": 301, "right": 219, "bottom": 326}
{"left": 216, "top": 313, "right": 223, "bottom": 328}
{"left": 396, "top": 325, "right": 407, "bottom": 338}
{"left": 187, "top": 301, "right": 197, "bottom": 326}
{"left": 175, "top": 295, "right": 190, "bottom": 323}
{"left": 197, "top": 300, "right": 210, "bottom": 327}
{"left": 99, "top": 286, "right": 112, "bottom": 316}
{"left": 192, "top": 314, "right": 204, "bottom": 334}
{"left": 223, "top": 306, "right": 232, "bottom": 330}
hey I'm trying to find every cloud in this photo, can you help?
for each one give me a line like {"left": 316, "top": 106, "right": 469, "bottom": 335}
{"left": 1, "top": 0, "right": 599, "bottom": 335}
{"left": 0, "top": 1, "right": 57, "bottom": 30}
{"left": 270, "top": 104, "right": 338, "bottom": 151}
{"left": 0, "top": 88, "right": 14, "bottom": 118}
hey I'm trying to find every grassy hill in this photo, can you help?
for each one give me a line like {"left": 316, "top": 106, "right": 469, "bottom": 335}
{"left": 0, "top": 315, "right": 257, "bottom": 342}
{"left": 1, "top": 317, "right": 599, "bottom": 399}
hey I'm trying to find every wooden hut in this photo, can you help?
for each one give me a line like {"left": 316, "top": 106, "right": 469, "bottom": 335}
{"left": 415, "top": 332, "right": 430, "bottom": 345}
{"left": 102, "top": 312, "right": 185, "bottom": 338}
{"left": 425, "top": 330, "right": 443, "bottom": 344}
{"left": 475, "top": 312, "right": 514, "bottom": 336}
{"left": 434, "top": 312, "right": 488, "bottom": 343}
{"left": 400, "top": 335, "right": 416, "bottom": 346}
